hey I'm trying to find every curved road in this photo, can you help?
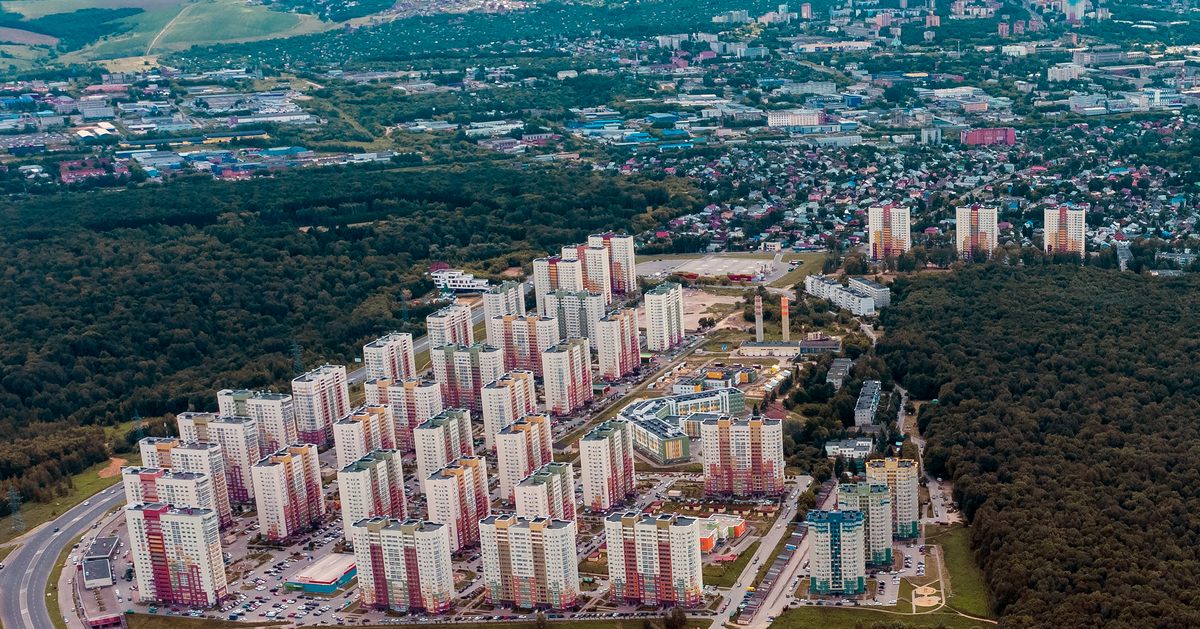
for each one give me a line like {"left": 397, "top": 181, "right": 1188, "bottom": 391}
{"left": 1, "top": 485, "right": 127, "bottom": 629}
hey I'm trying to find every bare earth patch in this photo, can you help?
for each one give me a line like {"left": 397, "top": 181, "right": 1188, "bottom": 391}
{"left": 97, "top": 457, "right": 128, "bottom": 479}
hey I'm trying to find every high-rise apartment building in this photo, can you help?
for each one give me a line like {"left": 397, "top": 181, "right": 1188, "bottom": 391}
{"left": 836, "top": 482, "right": 893, "bottom": 565}
{"left": 596, "top": 308, "right": 640, "bottom": 381}
{"left": 865, "top": 457, "right": 920, "bottom": 539}
{"left": 588, "top": 232, "right": 638, "bottom": 295}
{"left": 1043, "top": 204, "right": 1087, "bottom": 257}
{"left": 955, "top": 204, "right": 999, "bottom": 260}
{"left": 867, "top": 204, "right": 912, "bottom": 261}
{"left": 216, "top": 390, "right": 297, "bottom": 452}
{"left": 479, "top": 514, "right": 580, "bottom": 611}
{"left": 806, "top": 510, "right": 867, "bottom": 595}
{"left": 644, "top": 282, "right": 685, "bottom": 352}
{"left": 482, "top": 280, "right": 527, "bottom": 327}
{"left": 605, "top": 512, "right": 703, "bottom": 607}
{"left": 350, "top": 517, "right": 455, "bottom": 614}
{"left": 176, "top": 412, "right": 260, "bottom": 503}
{"left": 126, "top": 503, "right": 227, "bottom": 607}
{"left": 542, "top": 290, "right": 605, "bottom": 345}
{"left": 480, "top": 370, "right": 538, "bottom": 451}
{"left": 121, "top": 467, "right": 217, "bottom": 514}
{"left": 579, "top": 419, "right": 635, "bottom": 511}
{"left": 425, "top": 456, "right": 490, "bottom": 552}
{"left": 514, "top": 462, "right": 576, "bottom": 521}
{"left": 413, "top": 409, "right": 474, "bottom": 494}
{"left": 363, "top": 332, "right": 417, "bottom": 381}
{"left": 138, "top": 439, "right": 233, "bottom": 527}
{"left": 251, "top": 444, "right": 325, "bottom": 541}
{"left": 700, "top": 416, "right": 785, "bottom": 496}
{"left": 333, "top": 405, "right": 397, "bottom": 469}
{"left": 532, "top": 256, "right": 584, "bottom": 315}
{"left": 338, "top": 450, "right": 407, "bottom": 537}
{"left": 542, "top": 338, "right": 593, "bottom": 416}
{"left": 292, "top": 364, "right": 351, "bottom": 445}
{"left": 495, "top": 414, "right": 554, "bottom": 503}
{"left": 562, "top": 243, "right": 613, "bottom": 304}
{"left": 382, "top": 378, "right": 443, "bottom": 453}
{"left": 426, "top": 304, "right": 475, "bottom": 348}
{"left": 430, "top": 343, "right": 505, "bottom": 412}
{"left": 486, "top": 314, "right": 560, "bottom": 375}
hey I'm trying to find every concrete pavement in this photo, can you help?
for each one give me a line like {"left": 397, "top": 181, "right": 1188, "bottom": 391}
{"left": 0, "top": 484, "right": 127, "bottom": 629}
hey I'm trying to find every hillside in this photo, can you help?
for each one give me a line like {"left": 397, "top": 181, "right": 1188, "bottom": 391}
{"left": 878, "top": 265, "right": 1200, "bottom": 627}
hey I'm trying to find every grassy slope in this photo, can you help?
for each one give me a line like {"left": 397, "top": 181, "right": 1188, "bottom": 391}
{"left": 0, "top": 455, "right": 134, "bottom": 546}
{"left": 927, "top": 525, "right": 993, "bottom": 618}
{"left": 772, "top": 607, "right": 993, "bottom": 629}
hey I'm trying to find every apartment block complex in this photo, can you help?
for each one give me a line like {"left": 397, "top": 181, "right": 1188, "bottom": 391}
{"left": 596, "top": 307, "right": 641, "bottom": 381}
{"left": 605, "top": 512, "right": 703, "bottom": 607}
{"left": 542, "top": 338, "right": 593, "bottom": 416}
{"left": 532, "top": 256, "right": 584, "bottom": 315}
{"left": 867, "top": 204, "right": 912, "bottom": 261}
{"left": 251, "top": 444, "right": 325, "bottom": 541}
{"left": 645, "top": 282, "right": 685, "bottom": 352}
{"left": 588, "top": 232, "right": 638, "bottom": 295}
{"left": 480, "top": 514, "right": 580, "bottom": 611}
{"left": 413, "top": 409, "right": 474, "bottom": 494}
{"left": 836, "top": 482, "right": 893, "bottom": 566}
{"left": 541, "top": 289, "right": 605, "bottom": 345}
{"left": 350, "top": 517, "right": 455, "bottom": 614}
{"left": 138, "top": 438, "right": 233, "bottom": 527}
{"left": 495, "top": 414, "right": 554, "bottom": 503}
{"left": 806, "top": 510, "right": 867, "bottom": 595}
{"left": 579, "top": 419, "right": 636, "bottom": 511}
{"left": 426, "top": 456, "right": 490, "bottom": 552}
{"left": 865, "top": 458, "right": 920, "bottom": 539}
{"left": 338, "top": 450, "right": 407, "bottom": 536}
{"left": 561, "top": 242, "right": 613, "bottom": 305}
{"left": 514, "top": 462, "right": 576, "bottom": 521}
{"left": 216, "top": 389, "right": 297, "bottom": 452}
{"left": 426, "top": 304, "right": 475, "bottom": 348}
{"left": 482, "top": 280, "right": 527, "bottom": 326}
{"left": 292, "top": 364, "right": 351, "bottom": 445}
{"left": 126, "top": 503, "right": 227, "bottom": 607}
{"left": 332, "top": 405, "right": 396, "bottom": 469}
{"left": 700, "top": 416, "right": 785, "bottom": 496}
{"left": 430, "top": 343, "right": 505, "bottom": 412}
{"left": 363, "top": 332, "right": 417, "bottom": 381}
{"left": 955, "top": 204, "right": 999, "bottom": 260}
{"left": 480, "top": 370, "right": 538, "bottom": 451}
{"left": 375, "top": 378, "right": 443, "bottom": 453}
{"left": 803, "top": 274, "right": 878, "bottom": 317}
{"left": 1044, "top": 204, "right": 1087, "bottom": 257}
{"left": 176, "top": 412, "right": 261, "bottom": 503}
{"left": 486, "top": 314, "right": 560, "bottom": 375}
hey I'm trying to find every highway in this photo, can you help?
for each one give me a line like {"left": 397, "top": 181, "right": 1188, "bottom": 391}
{"left": 0, "top": 484, "right": 127, "bottom": 629}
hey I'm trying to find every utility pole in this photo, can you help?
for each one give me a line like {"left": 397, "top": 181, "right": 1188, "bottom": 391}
{"left": 8, "top": 488, "right": 24, "bottom": 533}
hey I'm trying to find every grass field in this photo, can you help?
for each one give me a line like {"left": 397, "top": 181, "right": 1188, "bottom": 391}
{"left": 46, "top": 531, "right": 83, "bottom": 629}
{"left": 703, "top": 540, "right": 759, "bottom": 588}
{"left": 0, "top": 454, "right": 135, "bottom": 546}
{"left": 769, "top": 252, "right": 826, "bottom": 288}
{"left": 127, "top": 615, "right": 285, "bottom": 629}
{"left": 4, "top": 0, "right": 179, "bottom": 18}
{"left": 772, "top": 606, "right": 993, "bottom": 629}
{"left": 927, "top": 525, "right": 994, "bottom": 618}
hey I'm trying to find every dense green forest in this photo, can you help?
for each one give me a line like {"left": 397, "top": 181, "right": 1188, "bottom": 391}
{"left": 878, "top": 265, "right": 1200, "bottom": 626}
{"left": 0, "top": 163, "right": 697, "bottom": 511}
{"left": 168, "top": 0, "right": 782, "bottom": 69}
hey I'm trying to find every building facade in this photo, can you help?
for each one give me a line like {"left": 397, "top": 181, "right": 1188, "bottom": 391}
{"left": 836, "top": 482, "right": 893, "bottom": 566}
{"left": 955, "top": 204, "right": 999, "bottom": 260}
{"left": 413, "top": 409, "right": 474, "bottom": 494}
{"left": 426, "top": 304, "right": 475, "bottom": 348}
{"left": 383, "top": 378, "right": 444, "bottom": 453}
{"left": 425, "top": 456, "right": 490, "bottom": 552}
{"left": 332, "top": 405, "right": 397, "bottom": 470}
{"left": 480, "top": 370, "right": 538, "bottom": 451}
{"left": 542, "top": 289, "right": 605, "bottom": 345}
{"left": 495, "top": 414, "right": 554, "bottom": 503}
{"left": 216, "top": 390, "right": 297, "bottom": 453}
{"left": 482, "top": 280, "right": 527, "bottom": 327}
{"left": 126, "top": 503, "right": 227, "bottom": 607}
{"left": 251, "top": 444, "right": 325, "bottom": 541}
{"left": 645, "top": 282, "right": 685, "bottom": 352}
{"left": 138, "top": 439, "right": 233, "bottom": 528}
{"left": 596, "top": 308, "right": 641, "bottom": 381}
{"left": 338, "top": 450, "right": 407, "bottom": 537}
{"left": 430, "top": 343, "right": 505, "bottom": 412}
{"left": 700, "top": 416, "right": 785, "bottom": 496}
{"left": 806, "top": 510, "right": 867, "bottom": 595}
{"left": 865, "top": 458, "right": 920, "bottom": 539}
{"left": 532, "top": 256, "right": 584, "bottom": 315}
{"left": 1044, "top": 205, "right": 1087, "bottom": 257}
{"left": 579, "top": 419, "right": 636, "bottom": 511}
{"left": 588, "top": 232, "right": 638, "bottom": 295}
{"left": 562, "top": 243, "right": 613, "bottom": 305}
{"left": 542, "top": 338, "right": 593, "bottom": 416}
{"left": 486, "top": 314, "right": 560, "bottom": 376}
{"left": 605, "top": 512, "right": 703, "bottom": 607}
{"left": 363, "top": 332, "right": 417, "bottom": 382}
{"left": 479, "top": 514, "right": 580, "bottom": 611}
{"left": 121, "top": 468, "right": 216, "bottom": 514}
{"left": 350, "top": 517, "right": 455, "bottom": 614}
{"left": 514, "top": 462, "right": 576, "bottom": 521}
{"left": 292, "top": 364, "right": 351, "bottom": 446}
{"left": 176, "top": 412, "right": 261, "bottom": 503}
{"left": 867, "top": 204, "right": 912, "bottom": 261}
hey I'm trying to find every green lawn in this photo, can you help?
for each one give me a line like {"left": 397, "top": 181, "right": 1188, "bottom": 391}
{"left": 769, "top": 252, "right": 827, "bottom": 288}
{"left": 47, "top": 531, "right": 83, "bottom": 629}
{"left": 127, "top": 615, "right": 285, "bottom": 629}
{"left": 0, "top": 454, "right": 133, "bottom": 546}
{"left": 0, "top": 544, "right": 14, "bottom": 563}
{"left": 3, "top": 0, "right": 180, "bottom": 18}
{"left": 772, "top": 606, "right": 993, "bottom": 629}
{"left": 927, "top": 525, "right": 994, "bottom": 618}
{"left": 703, "top": 540, "right": 759, "bottom": 588}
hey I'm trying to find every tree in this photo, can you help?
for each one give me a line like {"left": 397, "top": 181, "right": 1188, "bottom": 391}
{"left": 664, "top": 607, "right": 688, "bottom": 629}
{"left": 534, "top": 612, "right": 548, "bottom": 629}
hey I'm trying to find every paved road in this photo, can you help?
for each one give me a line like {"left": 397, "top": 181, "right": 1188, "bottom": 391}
{"left": 0, "top": 485, "right": 127, "bottom": 629}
